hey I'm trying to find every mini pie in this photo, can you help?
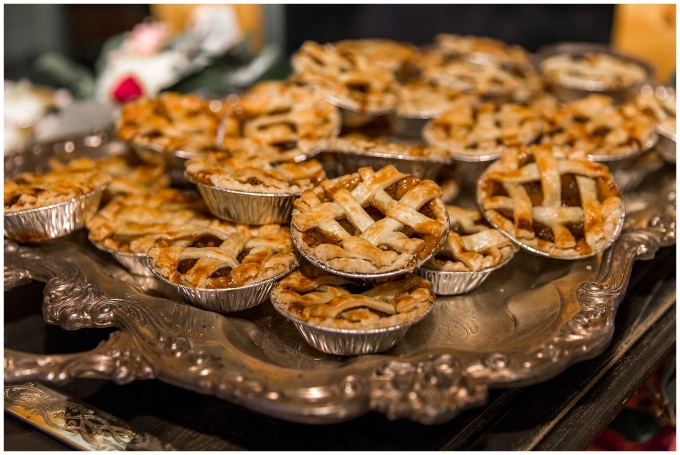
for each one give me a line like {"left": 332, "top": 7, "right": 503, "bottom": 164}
{"left": 539, "top": 52, "right": 648, "bottom": 91}
{"left": 117, "top": 92, "right": 223, "bottom": 154}
{"left": 542, "top": 94, "right": 656, "bottom": 157}
{"left": 423, "top": 102, "right": 542, "bottom": 157}
{"left": 393, "top": 79, "right": 479, "bottom": 118}
{"left": 291, "top": 40, "right": 398, "bottom": 114}
{"left": 271, "top": 266, "right": 435, "bottom": 330}
{"left": 478, "top": 144, "right": 624, "bottom": 259}
{"left": 416, "top": 50, "right": 520, "bottom": 97}
{"left": 327, "top": 136, "right": 451, "bottom": 162}
{"left": 185, "top": 144, "right": 326, "bottom": 194}
{"left": 421, "top": 205, "right": 516, "bottom": 272}
{"left": 434, "top": 33, "right": 531, "bottom": 68}
{"left": 633, "top": 91, "right": 676, "bottom": 135}
{"left": 148, "top": 224, "right": 298, "bottom": 289}
{"left": 87, "top": 188, "right": 219, "bottom": 254}
{"left": 334, "top": 38, "right": 417, "bottom": 74}
{"left": 5, "top": 167, "right": 111, "bottom": 213}
{"left": 221, "top": 80, "right": 341, "bottom": 159}
{"left": 291, "top": 165, "right": 450, "bottom": 275}
{"left": 48, "top": 155, "right": 170, "bottom": 199}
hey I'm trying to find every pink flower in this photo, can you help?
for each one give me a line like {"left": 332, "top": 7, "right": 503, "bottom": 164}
{"left": 112, "top": 75, "right": 144, "bottom": 103}
{"left": 123, "top": 21, "right": 170, "bottom": 57}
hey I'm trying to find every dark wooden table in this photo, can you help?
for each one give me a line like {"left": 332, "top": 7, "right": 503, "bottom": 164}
{"left": 4, "top": 245, "right": 675, "bottom": 451}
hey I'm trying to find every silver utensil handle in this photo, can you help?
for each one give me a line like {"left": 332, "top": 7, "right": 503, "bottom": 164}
{"left": 4, "top": 382, "right": 175, "bottom": 451}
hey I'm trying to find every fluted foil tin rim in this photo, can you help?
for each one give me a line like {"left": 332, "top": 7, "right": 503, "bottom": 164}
{"left": 476, "top": 161, "right": 626, "bottom": 260}
{"left": 415, "top": 251, "right": 515, "bottom": 295}
{"left": 4, "top": 182, "right": 109, "bottom": 243}
{"left": 324, "top": 92, "right": 395, "bottom": 117}
{"left": 188, "top": 177, "right": 299, "bottom": 225}
{"left": 270, "top": 291, "right": 435, "bottom": 355}
{"left": 126, "top": 141, "right": 201, "bottom": 163}
{"left": 654, "top": 129, "right": 676, "bottom": 164}
{"left": 88, "top": 237, "right": 154, "bottom": 277}
{"left": 147, "top": 256, "right": 299, "bottom": 313}
{"left": 290, "top": 200, "right": 450, "bottom": 281}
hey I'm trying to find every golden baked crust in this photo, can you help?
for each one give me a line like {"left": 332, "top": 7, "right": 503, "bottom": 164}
{"left": 478, "top": 144, "right": 624, "bottom": 259}
{"left": 148, "top": 224, "right": 298, "bottom": 289}
{"left": 221, "top": 80, "right": 340, "bottom": 159}
{"left": 5, "top": 168, "right": 111, "bottom": 213}
{"left": 542, "top": 94, "right": 656, "bottom": 157}
{"left": 185, "top": 144, "right": 326, "bottom": 194}
{"left": 334, "top": 38, "right": 417, "bottom": 73}
{"left": 291, "top": 165, "right": 449, "bottom": 274}
{"left": 116, "top": 92, "right": 223, "bottom": 154}
{"left": 539, "top": 53, "right": 648, "bottom": 91}
{"left": 87, "top": 188, "right": 223, "bottom": 254}
{"left": 271, "top": 266, "right": 435, "bottom": 330}
{"left": 48, "top": 155, "right": 170, "bottom": 199}
{"left": 421, "top": 205, "right": 516, "bottom": 272}
{"left": 326, "top": 136, "right": 450, "bottom": 162}
{"left": 423, "top": 102, "right": 542, "bottom": 157}
{"left": 291, "top": 40, "right": 398, "bottom": 114}
{"left": 393, "top": 79, "right": 479, "bottom": 118}
{"left": 633, "top": 90, "right": 676, "bottom": 135}
{"left": 434, "top": 34, "right": 530, "bottom": 67}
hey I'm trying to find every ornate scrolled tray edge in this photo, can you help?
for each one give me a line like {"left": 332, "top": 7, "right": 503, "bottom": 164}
{"left": 3, "top": 185, "right": 675, "bottom": 425}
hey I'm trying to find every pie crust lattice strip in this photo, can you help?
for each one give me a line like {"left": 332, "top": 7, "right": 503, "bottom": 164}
{"left": 477, "top": 144, "right": 625, "bottom": 259}
{"left": 291, "top": 165, "right": 450, "bottom": 276}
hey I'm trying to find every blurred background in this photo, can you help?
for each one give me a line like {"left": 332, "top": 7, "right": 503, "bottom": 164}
{"left": 3, "top": 4, "right": 676, "bottom": 149}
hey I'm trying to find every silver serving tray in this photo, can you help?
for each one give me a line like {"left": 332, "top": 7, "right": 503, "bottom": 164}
{"left": 3, "top": 132, "right": 676, "bottom": 425}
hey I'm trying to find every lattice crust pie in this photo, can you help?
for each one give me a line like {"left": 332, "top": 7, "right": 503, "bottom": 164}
{"left": 423, "top": 102, "right": 542, "bottom": 157}
{"left": 539, "top": 53, "right": 648, "bottom": 91}
{"left": 87, "top": 188, "right": 223, "bottom": 254}
{"left": 327, "top": 136, "right": 450, "bottom": 162}
{"left": 5, "top": 168, "right": 111, "bottom": 213}
{"left": 422, "top": 205, "right": 516, "bottom": 272}
{"left": 633, "top": 91, "right": 676, "bottom": 134}
{"left": 542, "top": 94, "right": 656, "bottom": 157}
{"left": 48, "top": 155, "right": 170, "bottom": 199}
{"left": 434, "top": 34, "right": 531, "bottom": 68}
{"left": 185, "top": 144, "right": 326, "bottom": 194}
{"left": 291, "top": 165, "right": 450, "bottom": 274}
{"left": 271, "top": 266, "right": 435, "bottom": 330}
{"left": 291, "top": 40, "right": 399, "bottom": 114}
{"left": 117, "top": 92, "right": 223, "bottom": 153}
{"left": 415, "top": 50, "right": 520, "bottom": 97}
{"left": 148, "top": 224, "right": 298, "bottom": 289}
{"left": 478, "top": 144, "right": 624, "bottom": 259}
{"left": 221, "top": 80, "right": 341, "bottom": 159}
{"left": 393, "top": 80, "right": 479, "bottom": 118}
{"left": 334, "top": 38, "right": 417, "bottom": 74}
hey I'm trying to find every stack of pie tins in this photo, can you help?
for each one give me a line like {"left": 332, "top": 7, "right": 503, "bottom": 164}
{"left": 4, "top": 168, "right": 111, "bottom": 243}
{"left": 279, "top": 164, "right": 450, "bottom": 355}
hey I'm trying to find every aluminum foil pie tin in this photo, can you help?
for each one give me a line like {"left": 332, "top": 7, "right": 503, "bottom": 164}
{"left": 290, "top": 198, "right": 450, "bottom": 282}
{"left": 610, "top": 151, "right": 664, "bottom": 192}
{"left": 4, "top": 183, "right": 108, "bottom": 243}
{"left": 587, "top": 131, "right": 658, "bottom": 174}
{"left": 148, "top": 257, "right": 297, "bottom": 314}
{"left": 386, "top": 113, "right": 433, "bottom": 138}
{"left": 655, "top": 126, "right": 676, "bottom": 164}
{"left": 415, "top": 252, "right": 515, "bottom": 295}
{"left": 328, "top": 149, "right": 450, "bottom": 181}
{"left": 271, "top": 293, "right": 435, "bottom": 356}
{"left": 451, "top": 153, "right": 500, "bottom": 189}
{"left": 89, "top": 238, "right": 155, "bottom": 277}
{"left": 189, "top": 179, "right": 298, "bottom": 225}
{"left": 533, "top": 42, "right": 656, "bottom": 104}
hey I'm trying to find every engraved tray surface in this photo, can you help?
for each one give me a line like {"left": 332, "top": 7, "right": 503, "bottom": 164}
{"left": 4, "top": 132, "right": 677, "bottom": 425}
